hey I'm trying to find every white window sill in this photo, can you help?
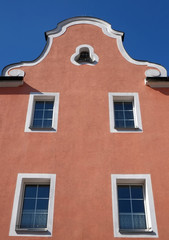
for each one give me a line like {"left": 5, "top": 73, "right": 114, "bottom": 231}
{"left": 119, "top": 229, "right": 153, "bottom": 233}
{"left": 29, "top": 127, "right": 56, "bottom": 132}
{"left": 15, "top": 228, "right": 48, "bottom": 232}
{"left": 112, "top": 128, "right": 143, "bottom": 133}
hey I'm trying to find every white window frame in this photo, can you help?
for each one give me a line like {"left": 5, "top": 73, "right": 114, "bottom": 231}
{"left": 25, "top": 92, "right": 59, "bottom": 132}
{"left": 9, "top": 173, "right": 56, "bottom": 237}
{"left": 111, "top": 174, "right": 158, "bottom": 238}
{"left": 108, "top": 93, "right": 143, "bottom": 133}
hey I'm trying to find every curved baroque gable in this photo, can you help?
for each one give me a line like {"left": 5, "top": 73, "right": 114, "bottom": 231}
{"left": 2, "top": 17, "right": 167, "bottom": 78}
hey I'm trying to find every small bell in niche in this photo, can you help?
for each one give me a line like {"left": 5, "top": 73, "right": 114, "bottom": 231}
{"left": 76, "top": 51, "right": 93, "bottom": 63}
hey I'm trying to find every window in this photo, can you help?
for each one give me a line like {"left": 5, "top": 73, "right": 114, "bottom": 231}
{"left": 32, "top": 101, "right": 54, "bottom": 129}
{"left": 9, "top": 174, "right": 56, "bottom": 237}
{"left": 70, "top": 44, "right": 99, "bottom": 66}
{"left": 118, "top": 185, "right": 146, "bottom": 231}
{"left": 111, "top": 174, "right": 158, "bottom": 238}
{"left": 114, "top": 101, "right": 134, "bottom": 128}
{"left": 25, "top": 92, "right": 59, "bottom": 132}
{"left": 108, "top": 93, "right": 143, "bottom": 133}
{"left": 19, "top": 184, "right": 50, "bottom": 230}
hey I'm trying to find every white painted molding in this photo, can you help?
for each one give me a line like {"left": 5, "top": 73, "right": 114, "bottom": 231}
{"left": 145, "top": 69, "right": 161, "bottom": 77}
{"left": 70, "top": 44, "right": 99, "bottom": 66}
{"left": 2, "top": 37, "right": 53, "bottom": 76}
{"left": 111, "top": 174, "right": 158, "bottom": 238}
{"left": 8, "top": 69, "right": 25, "bottom": 77}
{"left": 2, "top": 17, "right": 167, "bottom": 77}
{"left": 9, "top": 173, "right": 56, "bottom": 237}
{"left": 108, "top": 92, "right": 143, "bottom": 133}
{"left": 24, "top": 92, "right": 60, "bottom": 133}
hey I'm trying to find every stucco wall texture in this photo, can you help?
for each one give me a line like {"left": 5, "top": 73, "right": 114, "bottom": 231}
{"left": 0, "top": 23, "right": 169, "bottom": 239}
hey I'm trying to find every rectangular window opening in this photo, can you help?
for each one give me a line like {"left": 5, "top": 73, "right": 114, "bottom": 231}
{"left": 18, "top": 184, "right": 50, "bottom": 230}
{"left": 114, "top": 101, "right": 135, "bottom": 129}
{"left": 118, "top": 184, "right": 147, "bottom": 232}
{"left": 32, "top": 101, "right": 54, "bottom": 129}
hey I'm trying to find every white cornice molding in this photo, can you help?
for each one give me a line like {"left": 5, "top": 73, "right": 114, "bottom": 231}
{"left": 2, "top": 38, "right": 53, "bottom": 76}
{"left": 45, "top": 17, "right": 124, "bottom": 39}
{"left": 2, "top": 16, "right": 167, "bottom": 77}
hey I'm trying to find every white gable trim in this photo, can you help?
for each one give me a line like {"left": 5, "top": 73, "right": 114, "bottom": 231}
{"left": 2, "top": 17, "right": 167, "bottom": 78}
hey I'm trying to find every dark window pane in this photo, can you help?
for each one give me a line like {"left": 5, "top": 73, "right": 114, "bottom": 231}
{"left": 24, "top": 185, "right": 37, "bottom": 198}
{"left": 132, "top": 200, "right": 145, "bottom": 213}
{"left": 125, "top": 120, "right": 134, "bottom": 128}
{"left": 43, "top": 120, "right": 52, "bottom": 128}
{"left": 22, "top": 199, "right": 36, "bottom": 211}
{"left": 44, "top": 110, "right": 53, "bottom": 119}
{"left": 20, "top": 213, "right": 34, "bottom": 228}
{"left": 118, "top": 186, "right": 130, "bottom": 198}
{"left": 118, "top": 185, "right": 146, "bottom": 231}
{"left": 124, "top": 102, "right": 133, "bottom": 110}
{"left": 34, "top": 214, "right": 48, "bottom": 228}
{"left": 124, "top": 111, "right": 134, "bottom": 120}
{"left": 33, "top": 120, "right": 43, "bottom": 128}
{"left": 115, "top": 120, "right": 125, "bottom": 128}
{"left": 115, "top": 111, "right": 124, "bottom": 119}
{"left": 20, "top": 184, "right": 50, "bottom": 229}
{"left": 133, "top": 214, "right": 146, "bottom": 229}
{"left": 114, "top": 101, "right": 135, "bottom": 129}
{"left": 32, "top": 101, "right": 54, "bottom": 130}
{"left": 114, "top": 102, "right": 123, "bottom": 110}
{"left": 118, "top": 200, "right": 131, "bottom": 213}
{"left": 45, "top": 101, "right": 54, "bottom": 109}
{"left": 119, "top": 214, "right": 132, "bottom": 230}
{"left": 36, "top": 199, "right": 49, "bottom": 210}
{"left": 131, "top": 186, "right": 143, "bottom": 199}
{"left": 34, "top": 110, "right": 43, "bottom": 119}
{"left": 35, "top": 101, "right": 44, "bottom": 110}
{"left": 38, "top": 185, "right": 50, "bottom": 198}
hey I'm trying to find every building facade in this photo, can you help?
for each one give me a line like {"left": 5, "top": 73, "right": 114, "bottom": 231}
{"left": 0, "top": 17, "right": 169, "bottom": 239}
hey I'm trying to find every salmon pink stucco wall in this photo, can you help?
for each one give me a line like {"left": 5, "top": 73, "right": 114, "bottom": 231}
{"left": 0, "top": 19, "right": 169, "bottom": 239}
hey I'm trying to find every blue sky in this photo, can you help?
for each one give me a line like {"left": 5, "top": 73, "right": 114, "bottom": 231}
{"left": 0, "top": 0, "right": 169, "bottom": 75}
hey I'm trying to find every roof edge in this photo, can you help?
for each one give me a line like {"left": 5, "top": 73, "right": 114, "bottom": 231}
{"left": 145, "top": 77, "right": 169, "bottom": 88}
{"left": 45, "top": 16, "right": 124, "bottom": 39}
{"left": 0, "top": 76, "right": 23, "bottom": 87}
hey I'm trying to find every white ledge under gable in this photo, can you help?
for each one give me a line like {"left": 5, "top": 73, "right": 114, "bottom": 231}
{"left": 2, "top": 16, "right": 167, "bottom": 78}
